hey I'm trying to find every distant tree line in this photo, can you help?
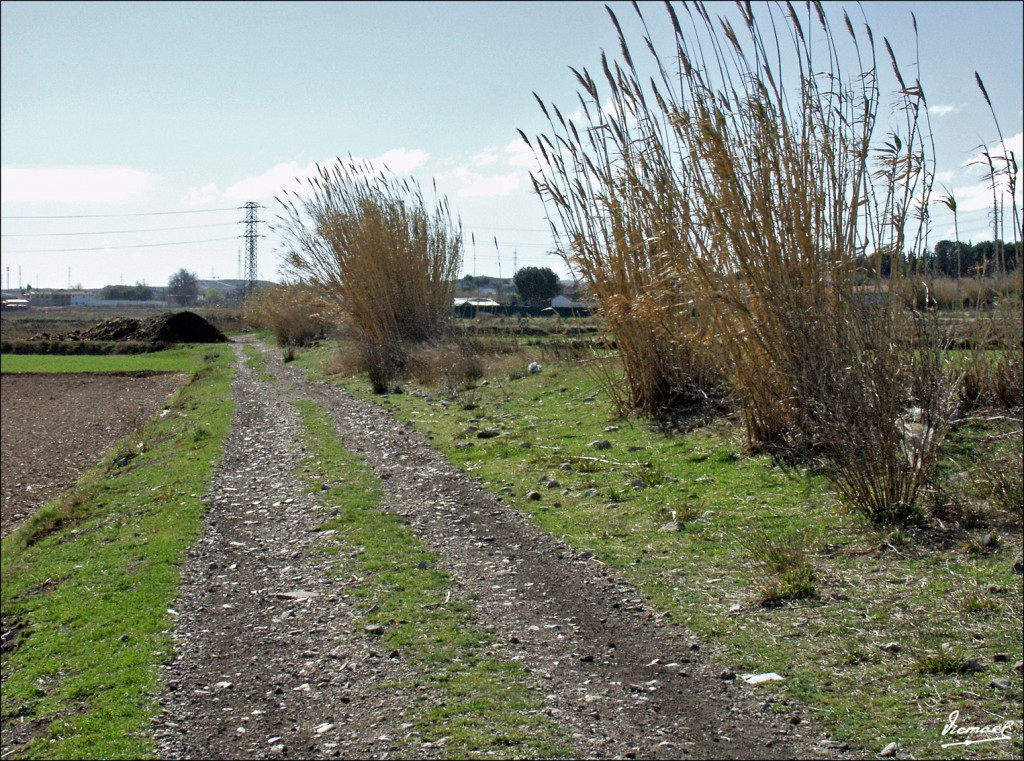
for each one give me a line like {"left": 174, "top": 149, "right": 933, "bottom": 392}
{"left": 101, "top": 283, "right": 154, "bottom": 301}
{"left": 857, "top": 240, "right": 1020, "bottom": 279}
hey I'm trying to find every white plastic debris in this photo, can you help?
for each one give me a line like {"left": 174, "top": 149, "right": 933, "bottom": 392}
{"left": 739, "top": 672, "right": 785, "bottom": 684}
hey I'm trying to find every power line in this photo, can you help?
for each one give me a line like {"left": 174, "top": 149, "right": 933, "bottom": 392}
{"left": 0, "top": 206, "right": 243, "bottom": 220}
{"left": 1, "top": 221, "right": 237, "bottom": 238}
{"left": 1, "top": 236, "right": 239, "bottom": 254}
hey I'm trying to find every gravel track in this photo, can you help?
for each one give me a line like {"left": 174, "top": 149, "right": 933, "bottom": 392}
{"left": 155, "top": 338, "right": 844, "bottom": 759}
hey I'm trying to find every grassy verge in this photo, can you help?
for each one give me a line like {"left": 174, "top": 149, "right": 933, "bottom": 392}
{"left": 291, "top": 340, "right": 1023, "bottom": 760}
{"left": 0, "top": 345, "right": 215, "bottom": 374}
{"left": 293, "top": 400, "right": 575, "bottom": 759}
{"left": 0, "top": 348, "right": 235, "bottom": 760}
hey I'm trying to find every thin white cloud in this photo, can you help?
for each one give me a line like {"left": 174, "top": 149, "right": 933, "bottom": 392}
{"left": 472, "top": 148, "right": 500, "bottom": 166}
{"left": 1, "top": 164, "right": 155, "bottom": 204}
{"left": 202, "top": 148, "right": 433, "bottom": 203}
{"left": 224, "top": 161, "right": 310, "bottom": 200}
{"left": 183, "top": 182, "right": 220, "bottom": 205}
{"left": 372, "top": 148, "right": 430, "bottom": 174}
{"left": 928, "top": 103, "right": 962, "bottom": 117}
{"left": 455, "top": 172, "right": 523, "bottom": 198}
{"left": 947, "top": 131, "right": 1024, "bottom": 214}
{"left": 962, "top": 131, "right": 1022, "bottom": 169}
{"left": 503, "top": 138, "right": 541, "bottom": 170}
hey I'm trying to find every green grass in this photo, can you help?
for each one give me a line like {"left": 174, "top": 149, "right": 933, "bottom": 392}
{"left": 293, "top": 400, "right": 575, "bottom": 759}
{"left": 1, "top": 345, "right": 217, "bottom": 374}
{"left": 241, "top": 342, "right": 276, "bottom": 381}
{"left": 1, "top": 349, "right": 235, "bottom": 760}
{"left": 292, "top": 339, "right": 1023, "bottom": 760}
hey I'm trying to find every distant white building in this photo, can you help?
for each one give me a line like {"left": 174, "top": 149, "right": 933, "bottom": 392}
{"left": 551, "top": 295, "right": 595, "bottom": 309}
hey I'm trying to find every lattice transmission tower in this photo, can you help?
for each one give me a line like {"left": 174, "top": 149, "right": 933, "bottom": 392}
{"left": 243, "top": 201, "right": 259, "bottom": 298}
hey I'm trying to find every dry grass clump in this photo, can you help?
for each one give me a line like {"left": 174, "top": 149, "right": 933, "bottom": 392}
{"left": 525, "top": 1, "right": 952, "bottom": 524}
{"left": 520, "top": 17, "right": 723, "bottom": 418}
{"left": 744, "top": 529, "right": 818, "bottom": 606}
{"left": 275, "top": 158, "right": 462, "bottom": 392}
{"left": 405, "top": 340, "right": 485, "bottom": 392}
{"left": 241, "top": 283, "right": 331, "bottom": 347}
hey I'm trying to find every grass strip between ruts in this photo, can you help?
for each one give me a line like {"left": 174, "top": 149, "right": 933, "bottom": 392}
{"left": 292, "top": 399, "right": 576, "bottom": 760}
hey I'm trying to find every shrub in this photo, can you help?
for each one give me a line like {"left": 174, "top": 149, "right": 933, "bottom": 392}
{"left": 276, "top": 158, "right": 462, "bottom": 392}
{"left": 745, "top": 529, "right": 818, "bottom": 606}
{"left": 241, "top": 283, "right": 330, "bottom": 347}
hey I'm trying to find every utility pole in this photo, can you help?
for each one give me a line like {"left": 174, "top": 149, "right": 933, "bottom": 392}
{"left": 243, "top": 202, "right": 259, "bottom": 299}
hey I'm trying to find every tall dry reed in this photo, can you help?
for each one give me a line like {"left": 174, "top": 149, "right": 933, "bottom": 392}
{"left": 942, "top": 74, "right": 1023, "bottom": 412}
{"left": 241, "top": 282, "right": 332, "bottom": 347}
{"left": 275, "top": 158, "right": 463, "bottom": 391}
{"left": 525, "top": 1, "right": 955, "bottom": 523}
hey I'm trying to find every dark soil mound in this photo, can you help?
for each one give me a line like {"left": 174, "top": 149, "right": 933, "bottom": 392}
{"left": 133, "top": 312, "right": 229, "bottom": 343}
{"left": 35, "top": 312, "right": 229, "bottom": 344}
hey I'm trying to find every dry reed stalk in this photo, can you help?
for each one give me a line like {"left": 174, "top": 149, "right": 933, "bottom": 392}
{"left": 525, "top": 1, "right": 956, "bottom": 522}
{"left": 242, "top": 282, "right": 333, "bottom": 347}
{"left": 274, "top": 158, "right": 463, "bottom": 391}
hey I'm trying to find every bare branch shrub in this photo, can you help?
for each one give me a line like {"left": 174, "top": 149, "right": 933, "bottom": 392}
{"left": 275, "top": 158, "right": 463, "bottom": 392}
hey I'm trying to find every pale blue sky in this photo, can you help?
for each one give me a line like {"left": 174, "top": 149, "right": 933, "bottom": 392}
{"left": 2, "top": 1, "right": 1021, "bottom": 290}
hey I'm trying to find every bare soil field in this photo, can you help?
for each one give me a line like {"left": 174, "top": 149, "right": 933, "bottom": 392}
{"left": 0, "top": 372, "right": 188, "bottom": 538}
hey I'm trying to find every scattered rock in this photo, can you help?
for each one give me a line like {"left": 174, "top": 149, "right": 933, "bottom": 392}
{"left": 589, "top": 439, "right": 612, "bottom": 450}
{"left": 719, "top": 670, "right": 736, "bottom": 681}
{"left": 1012, "top": 552, "right": 1023, "bottom": 574}
{"left": 881, "top": 642, "right": 901, "bottom": 653}
{"left": 879, "top": 742, "right": 898, "bottom": 757}
{"left": 546, "top": 479, "right": 560, "bottom": 489}
{"left": 990, "top": 678, "right": 1013, "bottom": 690}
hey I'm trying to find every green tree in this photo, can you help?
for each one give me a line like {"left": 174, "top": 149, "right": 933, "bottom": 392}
{"left": 204, "top": 287, "right": 226, "bottom": 305}
{"left": 167, "top": 269, "right": 200, "bottom": 306}
{"left": 513, "top": 266, "right": 561, "bottom": 304}
{"left": 102, "top": 282, "right": 153, "bottom": 301}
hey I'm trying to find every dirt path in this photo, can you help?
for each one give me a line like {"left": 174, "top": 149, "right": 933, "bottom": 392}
{"left": 155, "top": 339, "right": 842, "bottom": 759}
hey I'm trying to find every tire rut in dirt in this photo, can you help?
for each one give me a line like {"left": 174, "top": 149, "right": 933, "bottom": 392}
{"left": 264, "top": 345, "right": 838, "bottom": 760}
{"left": 155, "top": 343, "right": 440, "bottom": 760}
